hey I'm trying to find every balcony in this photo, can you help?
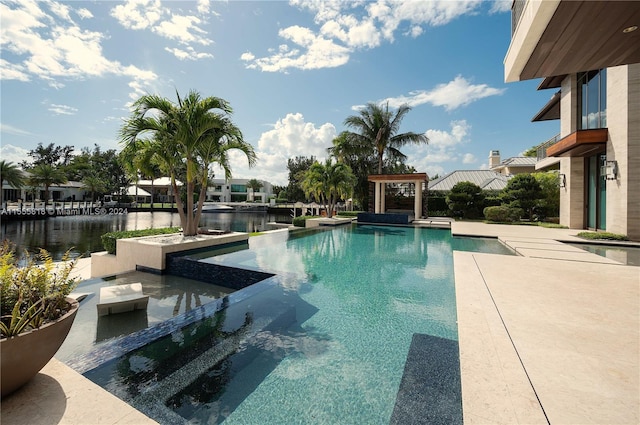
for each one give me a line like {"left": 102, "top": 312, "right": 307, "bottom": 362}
{"left": 506, "top": 0, "right": 640, "bottom": 82}
{"left": 536, "top": 134, "right": 561, "bottom": 161}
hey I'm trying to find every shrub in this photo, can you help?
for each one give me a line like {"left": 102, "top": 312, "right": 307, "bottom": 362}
{"left": 501, "top": 174, "right": 543, "bottom": 220}
{"left": 576, "top": 231, "right": 628, "bottom": 241}
{"left": 101, "top": 227, "right": 181, "bottom": 254}
{"left": 427, "top": 210, "right": 450, "bottom": 217}
{"left": 336, "top": 211, "right": 361, "bottom": 218}
{"left": 292, "top": 216, "right": 320, "bottom": 227}
{"left": 446, "top": 182, "right": 485, "bottom": 218}
{"left": 426, "top": 193, "right": 448, "bottom": 212}
{"left": 484, "top": 206, "right": 522, "bottom": 223}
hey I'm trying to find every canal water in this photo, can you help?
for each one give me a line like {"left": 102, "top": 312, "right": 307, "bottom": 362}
{"left": 1, "top": 211, "right": 291, "bottom": 260}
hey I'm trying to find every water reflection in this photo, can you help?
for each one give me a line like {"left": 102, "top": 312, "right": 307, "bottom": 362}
{"left": 1, "top": 211, "right": 290, "bottom": 260}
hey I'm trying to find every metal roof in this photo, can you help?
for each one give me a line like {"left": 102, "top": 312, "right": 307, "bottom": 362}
{"left": 499, "top": 157, "right": 537, "bottom": 167}
{"left": 428, "top": 170, "right": 510, "bottom": 191}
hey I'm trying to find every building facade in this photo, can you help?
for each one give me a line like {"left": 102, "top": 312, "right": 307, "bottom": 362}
{"left": 205, "top": 178, "right": 274, "bottom": 203}
{"left": 505, "top": 0, "right": 640, "bottom": 239}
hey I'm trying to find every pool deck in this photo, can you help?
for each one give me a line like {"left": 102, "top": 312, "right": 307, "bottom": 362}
{"left": 2, "top": 222, "right": 638, "bottom": 424}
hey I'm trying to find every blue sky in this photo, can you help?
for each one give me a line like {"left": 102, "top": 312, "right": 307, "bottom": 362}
{"left": 1, "top": 0, "right": 559, "bottom": 185}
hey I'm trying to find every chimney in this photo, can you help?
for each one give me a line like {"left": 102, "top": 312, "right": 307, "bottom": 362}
{"left": 489, "top": 150, "right": 501, "bottom": 168}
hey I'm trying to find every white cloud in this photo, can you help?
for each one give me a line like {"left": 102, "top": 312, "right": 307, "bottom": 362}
{"left": 110, "top": 0, "right": 214, "bottom": 56}
{"left": 110, "top": 0, "right": 163, "bottom": 30}
{"left": 1, "top": 1, "right": 157, "bottom": 99}
{"left": 165, "top": 46, "right": 213, "bottom": 61}
{"left": 462, "top": 153, "right": 476, "bottom": 164}
{"left": 0, "top": 59, "right": 30, "bottom": 81}
{"left": 155, "top": 14, "right": 210, "bottom": 46}
{"left": 244, "top": 0, "right": 487, "bottom": 72}
{"left": 48, "top": 103, "right": 78, "bottom": 115}
{"left": 243, "top": 26, "right": 350, "bottom": 72}
{"left": 405, "top": 120, "right": 471, "bottom": 172}
{"left": 0, "top": 144, "right": 30, "bottom": 165}
{"left": 1, "top": 124, "right": 34, "bottom": 137}
{"left": 490, "top": 0, "right": 512, "bottom": 14}
{"left": 383, "top": 75, "right": 505, "bottom": 111}
{"left": 76, "top": 8, "right": 93, "bottom": 20}
{"left": 221, "top": 113, "right": 337, "bottom": 185}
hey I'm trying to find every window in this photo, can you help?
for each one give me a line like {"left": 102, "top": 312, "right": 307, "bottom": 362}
{"left": 578, "top": 69, "right": 607, "bottom": 129}
{"left": 231, "top": 184, "right": 247, "bottom": 193}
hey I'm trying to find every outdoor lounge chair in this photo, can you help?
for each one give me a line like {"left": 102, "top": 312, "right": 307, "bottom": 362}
{"left": 96, "top": 282, "right": 149, "bottom": 316}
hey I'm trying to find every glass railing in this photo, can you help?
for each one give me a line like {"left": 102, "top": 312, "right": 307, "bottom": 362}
{"left": 512, "top": 0, "right": 526, "bottom": 36}
{"left": 537, "top": 133, "right": 561, "bottom": 161}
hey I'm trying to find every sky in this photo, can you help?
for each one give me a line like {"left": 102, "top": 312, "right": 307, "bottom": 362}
{"left": 0, "top": 0, "right": 560, "bottom": 186}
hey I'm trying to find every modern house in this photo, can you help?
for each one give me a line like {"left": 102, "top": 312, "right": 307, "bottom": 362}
{"left": 505, "top": 0, "right": 640, "bottom": 240}
{"left": 205, "top": 178, "right": 274, "bottom": 203}
{"left": 489, "top": 150, "right": 537, "bottom": 176}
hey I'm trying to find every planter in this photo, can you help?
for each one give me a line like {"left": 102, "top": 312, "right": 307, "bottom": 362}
{"left": 1, "top": 297, "right": 79, "bottom": 397}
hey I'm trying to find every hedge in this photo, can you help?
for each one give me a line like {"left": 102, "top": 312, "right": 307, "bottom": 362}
{"left": 483, "top": 206, "right": 523, "bottom": 223}
{"left": 101, "top": 227, "right": 182, "bottom": 254}
{"left": 292, "top": 216, "right": 321, "bottom": 227}
{"left": 576, "top": 231, "right": 628, "bottom": 241}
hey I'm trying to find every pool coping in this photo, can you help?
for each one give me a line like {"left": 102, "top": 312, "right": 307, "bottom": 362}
{"left": 2, "top": 223, "right": 638, "bottom": 424}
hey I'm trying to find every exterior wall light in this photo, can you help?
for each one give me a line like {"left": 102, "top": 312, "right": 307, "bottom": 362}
{"left": 559, "top": 173, "right": 566, "bottom": 188}
{"left": 601, "top": 160, "right": 619, "bottom": 180}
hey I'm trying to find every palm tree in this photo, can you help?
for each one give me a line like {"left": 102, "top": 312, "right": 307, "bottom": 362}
{"left": 120, "top": 90, "right": 256, "bottom": 236}
{"left": 28, "top": 164, "right": 67, "bottom": 205}
{"left": 0, "top": 160, "right": 25, "bottom": 207}
{"left": 343, "top": 102, "right": 428, "bottom": 174}
{"left": 82, "top": 174, "right": 107, "bottom": 202}
{"left": 301, "top": 159, "right": 355, "bottom": 217}
{"left": 246, "top": 178, "right": 263, "bottom": 202}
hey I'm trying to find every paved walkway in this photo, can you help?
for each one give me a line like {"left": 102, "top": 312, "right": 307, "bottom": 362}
{"left": 2, "top": 223, "right": 638, "bottom": 424}
{"left": 452, "top": 222, "right": 639, "bottom": 424}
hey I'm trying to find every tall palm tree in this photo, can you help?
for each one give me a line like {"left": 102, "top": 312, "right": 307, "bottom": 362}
{"left": 28, "top": 164, "right": 67, "bottom": 205}
{"left": 343, "top": 102, "right": 428, "bottom": 174}
{"left": 82, "top": 174, "right": 107, "bottom": 202}
{"left": 120, "top": 90, "right": 256, "bottom": 235}
{"left": 301, "top": 159, "right": 355, "bottom": 217}
{"left": 0, "top": 160, "right": 25, "bottom": 206}
{"left": 246, "top": 178, "right": 263, "bottom": 202}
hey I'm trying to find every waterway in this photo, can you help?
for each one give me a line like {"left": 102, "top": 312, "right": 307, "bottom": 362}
{"left": 1, "top": 211, "right": 291, "bottom": 260}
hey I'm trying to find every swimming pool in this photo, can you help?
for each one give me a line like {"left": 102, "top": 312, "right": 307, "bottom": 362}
{"left": 77, "top": 225, "right": 513, "bottom": 424}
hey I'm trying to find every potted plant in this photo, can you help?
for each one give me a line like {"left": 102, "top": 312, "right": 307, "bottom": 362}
{"left": 0, "top": 240, "right": 80, "bottom": 397}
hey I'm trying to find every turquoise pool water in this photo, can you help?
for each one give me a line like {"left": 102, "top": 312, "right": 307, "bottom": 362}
{"left": 82, "top": 225, "right": 512, "bottom": 424}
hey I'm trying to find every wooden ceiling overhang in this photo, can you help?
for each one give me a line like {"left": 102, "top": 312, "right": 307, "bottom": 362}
{"left": 546, "top": 129, "right": 608, "bottom": 158}
{"left": 520, "top": 1, "right": 640, "bottom": 81}
{"left": 368, "top": 173, "right": 428, "bottom": 183}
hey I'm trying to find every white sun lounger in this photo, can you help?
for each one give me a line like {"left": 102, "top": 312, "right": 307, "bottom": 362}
{"left": 97, "top": 282, "right": 149, "bottom": 316}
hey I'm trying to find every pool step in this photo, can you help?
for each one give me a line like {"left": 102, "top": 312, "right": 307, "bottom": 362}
{"left": 390, "top": 333, "right": 463, "bottom": 425}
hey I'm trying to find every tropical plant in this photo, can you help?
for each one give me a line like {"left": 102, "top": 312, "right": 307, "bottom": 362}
{"left": 0, "top": 161, "right": 25, "bottom": 206}
{"left": 533, "top": 171, "right": 560, "bottom": 220}
{"left": 286, "top": 156, "right": 316, "bottom": 202}
{"left": 446, "top": 181, "right": 486, "bottom": 219}
{"left": 300, "top": 159, "right": 355, "bottom": 217}
{"left": 501, "top": 174, "right": 543, "bottom": 220}
{"left": 342, "top": 102, "right": 428, "bottom": 174}
{"left": 120, "top": 90, "right": 257, "bottom": 236}
{"left": 27, "top": 164, "right": 67, "bottom": 204}
{"left": 0, "top": 241, "right": 79, "bottom": 338}
{"left": 246, "top": 178, "right": 263, "bottom": 202}
{"left": 81, "top": 174, "right": 108, "bottom": 202}
{"left": 328, "top": 131, "right": 376, "bottom": 210}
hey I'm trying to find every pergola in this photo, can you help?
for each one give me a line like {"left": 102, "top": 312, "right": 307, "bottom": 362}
{"left": 368, "top": 173, "right": 428, "bottom": 219}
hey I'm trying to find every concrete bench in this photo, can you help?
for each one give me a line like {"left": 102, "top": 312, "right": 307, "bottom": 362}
{"left": 97, "top": 283, "right": 149, "bottom": 316}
